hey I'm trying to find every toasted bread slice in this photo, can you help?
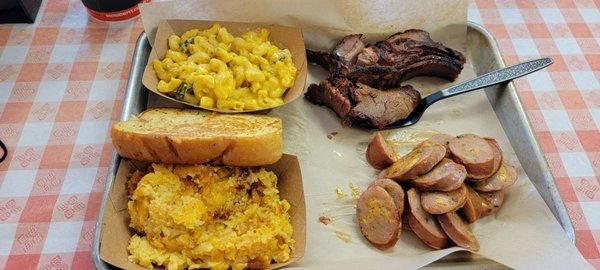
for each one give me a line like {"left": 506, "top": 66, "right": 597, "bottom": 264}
{"left": 111, "top": 108, "right": 282, "bottom": 166}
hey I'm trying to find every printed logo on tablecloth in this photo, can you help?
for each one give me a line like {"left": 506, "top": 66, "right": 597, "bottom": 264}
{"left": 31, "top": 103, "right": 58, "bottom": 122}
{"left": 45, "top": 63, "right": 70, "bottom": 80}
{"left": 36, "top": 170, "right": 60, "bottom": 192}
{"left": 72, "top": 145, "right": 101, "bottom": 167}
{"left": 26, "top": 46, "right": 53, "bottom": 64}
{"left": 10, "top": 30, "right": 34, "bottom": 45}
{"left": 577, "top": 178, "right": 599, "bottom": 200}
{"left": 16, "top": 225, "right": 44, "bottom": 253}
{"left": 58, "top": 196, "right": 86, "bottom": 219}
{"left": 0, "top": 125, "right": 20, "bottom": 141}
{"left": 50, "top": 124, "right": 77, "bottom": 144}
{"left": 64, "top": 81, "right": 92, "bottom": 100}
{"left": 80, "top": 222, "right": 96, "bottom": 245}
{"left": 10, "top": 82, "right": 38, "bottom": 102}
{"left": 15, "top": 148, "right": 41, "bottom": 169}
{"left": 569, "top": 111, "right": 595, "bottom": 130}
{"left": 98, "top": 62, "right": 121, "bottom": 80}
{"left": 87, "top": 101, "right": 111, "bottom": 120}
{"left": 0, "top": 65, "right": 18, "bottom": 82}
{"left": 557, "top": 132, "right": 580, "bottom": 151}
{"left": 0, "top": 199, "right": 22, "bottom": 222}
{"left": 39, "top": 255, "right": 68, "bottom": 270}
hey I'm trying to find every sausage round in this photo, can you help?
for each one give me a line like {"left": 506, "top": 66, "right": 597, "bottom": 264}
{"left": 425, "top": 133, "right": 455, "bottom": 157}
{"left": 383, "top": 142, "right": 446, "bottom": 181}
{"left": 449, "top": 134, "right": 496, "bottom": 179}
{"left": 356, "top": 186, "right": 401, "bottom": 250}
{"left": 412, "top": 158, "right": 466, "bottom": 191}
{"left": 421, "top": 184, "right": 468, "bottom": 215}
{"left": 438, "top": 211, "right": 480, "bottom": 251}
{"left": 366, "top": 132, "right": 397, "bottom": 170}
{"left": 479, "top": 190, "right": 505, "bottom": 216}
{"left": 460, "top": 186, "right": 486, "bottom": 223}
{"left": 368, "top": 178, "right": 405, "bottom": 218}
{"left": 472, "top": 163, "right": 517, "bottom": 192}
{"left": 468, "top": 137, "right": 503, "bottom": 180}
{"left": 406, "top": 188, "right": 449, "bottom": 249}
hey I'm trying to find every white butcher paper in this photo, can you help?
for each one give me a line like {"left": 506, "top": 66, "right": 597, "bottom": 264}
{"left": 140, "top": 1, "right": 592, "bottom": 269}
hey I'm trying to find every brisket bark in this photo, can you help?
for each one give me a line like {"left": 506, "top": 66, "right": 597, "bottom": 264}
{"left": 307, "top": 29, "right": 465, "bottom": 88}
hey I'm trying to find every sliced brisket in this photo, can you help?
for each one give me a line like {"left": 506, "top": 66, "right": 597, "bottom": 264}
{"left": 305, "top": 77, "right": 421, "bottom": 129}
{"left": 347, "top": 83, "right": 421, "bottom": 129}
{"left": 305, "top": 77, "right": 354, "bottom": 126}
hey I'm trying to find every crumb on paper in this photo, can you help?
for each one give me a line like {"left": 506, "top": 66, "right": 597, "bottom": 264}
{"left": 348, "top": 182, "right": 361, "bottom": 199}
{"left": 335, "top": 230, "right": 352, "bottom": 243}
{"left": 318, "top": 215, "right": 332, "bottom": 225}
{"left": 335, "top": 187, "right": 345, "bottom": 199}
{"left": 327, "top": 132, "right": 339, "bottom": 140}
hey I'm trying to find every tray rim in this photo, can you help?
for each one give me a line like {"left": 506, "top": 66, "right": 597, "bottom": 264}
{"left": 468, "top": 22, "right": 574, "bottom": 242}
{"left": 92, "top": 21, "right": 574, "bottom": 270}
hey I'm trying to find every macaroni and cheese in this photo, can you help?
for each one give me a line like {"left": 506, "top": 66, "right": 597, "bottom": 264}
{"left": 152, "top": 24, "right": 297, "bottom": 111}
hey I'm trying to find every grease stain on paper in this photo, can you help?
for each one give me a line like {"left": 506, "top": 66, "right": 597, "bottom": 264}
{"left": 318, "top": 182, "right": 364, "bottom": 243}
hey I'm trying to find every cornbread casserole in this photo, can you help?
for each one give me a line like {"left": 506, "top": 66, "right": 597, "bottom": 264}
{"left": 127, "top": 163, "right": 294, "bottom": 270}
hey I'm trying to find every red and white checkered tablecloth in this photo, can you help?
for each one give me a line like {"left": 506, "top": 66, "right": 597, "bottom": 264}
{"left": 0, "top": 0, "right": 597, "bottom": 269}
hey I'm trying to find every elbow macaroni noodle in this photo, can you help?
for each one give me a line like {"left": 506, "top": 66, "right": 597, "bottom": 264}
{"left": 153, "top": 24, "right": 297, "bottom": 111}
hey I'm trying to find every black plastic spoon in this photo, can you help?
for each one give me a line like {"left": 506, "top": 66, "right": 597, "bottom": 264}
{"left": 387, "top": 57, "right": 553, "bottom": 128}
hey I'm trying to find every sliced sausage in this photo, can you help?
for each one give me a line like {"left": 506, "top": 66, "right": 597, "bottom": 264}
{"left": 438, "top": 211, "right": 480, "bottom": 251}
{"left": 479, "top": 190, "right": 505, "bottom": 216}
{"left": 460, "top": 186, "right": 486, "bottom": 223}
{"left": 412, "top": 158, "right": 466, "bottom": 191}
{"left": 366, "top": 132, "right": 397, "bottom": 170}
{"left": 472, "top": 163, "right": 518, "bottom": 192}
{"left": 368, "top": 178, "right": 405, "bottom": 218}
{"left": 356, "top": 186, "right": 400, "bottom": 250}
{"left": 383, "top": 142, "right": 446, "bottom": 181}
{"left": 424, "top": 133, "right": 455, "bottom": 157}
{"left": 468, "top": 137, "right": 503, "bottom": 180}
{"left": 421, "top": 184, "right": 468, "bottom": 215}
{"left": 449, "top": 134, "right": 496, "bottom": 180}
{"left": 406, "top": 188, "right": 449, "bottom": 249}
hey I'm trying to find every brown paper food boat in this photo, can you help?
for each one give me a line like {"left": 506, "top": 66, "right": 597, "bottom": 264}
{"left": 142, "top": 19, "right": 308, "bottom": 113}
{"left": 99, "top": 154, "right": 306, "bottom": 269}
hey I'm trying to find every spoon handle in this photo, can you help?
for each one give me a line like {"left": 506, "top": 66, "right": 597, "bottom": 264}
{"left": 424, "top": 57, "right": 553, "bottom": 107}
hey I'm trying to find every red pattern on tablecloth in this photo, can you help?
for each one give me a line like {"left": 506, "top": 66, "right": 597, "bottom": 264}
{"left": 0, "top": 0, "right": 598, "bottom": 268}
{"left": 470, "top": 0, "right": 600, "bottom": 267}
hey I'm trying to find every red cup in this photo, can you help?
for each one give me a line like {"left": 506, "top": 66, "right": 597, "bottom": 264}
{"left": 82, "top": 0, "right": 151, "bottom": 22}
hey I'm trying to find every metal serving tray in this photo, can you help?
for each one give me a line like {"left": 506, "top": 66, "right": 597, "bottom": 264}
{"left": 92, "top": 22, "right": 574, "bottom": 269}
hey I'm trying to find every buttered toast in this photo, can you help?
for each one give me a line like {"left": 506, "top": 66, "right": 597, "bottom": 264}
{"left": 111, "top": 108, "right": 282, "bottom": 166}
